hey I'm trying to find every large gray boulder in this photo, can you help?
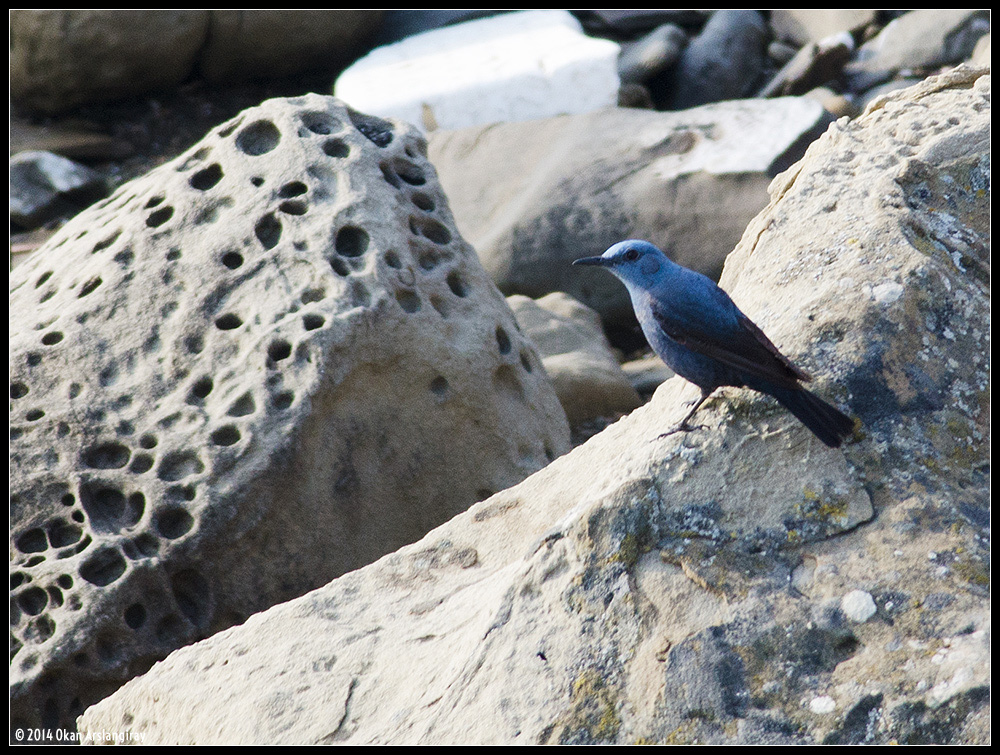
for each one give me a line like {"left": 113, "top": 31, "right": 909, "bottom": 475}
{"left": 9, "top": 95, "right": 569, "bottom": 734}
{"left": 427, "top": 97, "right": 832, "bottom": 327}
{"left": 76, "top": 68, "right": 990, "bottom": 746}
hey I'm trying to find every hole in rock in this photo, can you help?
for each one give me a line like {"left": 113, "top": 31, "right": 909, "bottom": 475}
{"left": 495, "top": 327, "right": 512, "bottom": 354}
{"left": 17, "top": 587, "right": 48, "bottom": 615}
{"left": 323, "top": 139, "right": 350, "bottom": 158}
{"left": 430, "top": 295, "right": 450, "bottom": 318}
{"left": 411, "top": 192, "right": 435, "bottom": 211}
{"left": 278, "top": 181, "right": 308, "bottom": 198}
{"left": 211, "top": 425, "right": 241, "bottom": 447}
{"left": 221, "top": 251, "right": 243, "bottom": 269}
{"left": 215, "top": 313, "right": 243, "bottom": 330}
{"left": 255, "top": 213, "right": 282, "bottom": 249}
{"left": 129, "top": 453, "right": 153, "bottom": 474}
{"left": 272, "top": 391, "right": 294, "bottom": 410}
{"left": 82, "top": 442, "right": 131, "bottom": 469}
{"left": 146, "top": 206, "right": 174, "bottom": 228}
{"left": 78, "top": 277, "right": 102, "bottom": 297}
{"left": 41, "top": 332, "right": 64, "bottom": 346}
{"left": 93, "top": 230, "right": 122, "bottom": 253}
{"left": 347, "top": 108, "right": 393, "bottom": 147}
{"left": 335, "top": 225, "right": 369, "bottom": 257}
{"left": 268, "top": 340, "right": 292, "bottom": 362}
{"left": 392, "top": 159, "right": 426, "bottom": 186}
{"left": 124, "top": 603, "right": 147, "bottom": 629}
{"left": 395, "top": 289, "right": 421, "bottom": 314}
{"left": 155, "top": 507, "right": 194, "bottom": 539}
{"left": 520, "top": 350, "right": 534, "bottom": 373}
{"left": 279, "top": 200, "right": 307, "bottom": 215}
{"left": 303, "top": 313, "right": 324, "bottom": 331}
{"left": 430, "top": 376, "right": 449, "bottom": 397}
{"left": 447, "top": 271, "right": 468, "bottom": 298}
{"left": 79, "top": 547, "right": 127, "bottom": 586}
{"left": 15, "top": 528, "right": 47, "bottom": 554}
{"left": 228, "top": 393, "right": 256, "bottom": 417}
{"left": 190, "top": 163, "right": 223, "bottom": 191}
{"left": 157, "top": 450, "right": 205, "bottom": 482}
{"left": 10, "top": 382, "right": 29, "bottom": 399}
{"left": 47, "top": 519, "right": 82, "bottom": 548}
{"left": 300, "top": 111, "right": 339, "bottom": 135}
{"left": 330, "top": 257, "right": 350, "bottom": 277}
{"left": 235, "top": 120, "right": 281, "bottom": 155}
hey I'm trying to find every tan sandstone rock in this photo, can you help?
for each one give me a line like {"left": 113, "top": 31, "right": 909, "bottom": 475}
{"left": 9, "top": 94, "right": 570, "bottom": 734}
{"left": 509, "top": 292, "right": 641, "bottom": 426}
{"left": 77, "top": 67, "right": 990, "bottom": 747}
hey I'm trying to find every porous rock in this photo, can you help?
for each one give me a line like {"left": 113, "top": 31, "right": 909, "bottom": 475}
{"left": 9, "top": 94, "right": 569, "bottom": 734}
{"left": 77, "top": 68, "right": 989, "bottom": 746}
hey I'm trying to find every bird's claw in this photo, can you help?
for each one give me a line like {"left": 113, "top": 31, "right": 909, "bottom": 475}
{"left": 656, "top": 421, "right": 707, "bottom": 440}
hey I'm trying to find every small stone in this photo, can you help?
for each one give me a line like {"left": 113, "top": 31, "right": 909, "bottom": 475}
{"left": 841, "top": 590, "right": 877, "bottom": 622}
{"left": 809, "top": 695, "right": 837, "bottom": 714}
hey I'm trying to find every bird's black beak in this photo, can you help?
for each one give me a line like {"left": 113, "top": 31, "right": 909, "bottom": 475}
{"left": 572, "top": 256, "right": 607, "bottom": 267}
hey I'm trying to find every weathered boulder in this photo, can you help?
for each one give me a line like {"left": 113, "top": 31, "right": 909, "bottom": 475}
{"left": 9, "top": 95, "right": 569, "bottom": 734}
{"left": 10, "top": 10, "right": 210, "bottom": 115}
{"left": 9, "top": 10, "right": 384, "bottom": 115}
{"left": 76, "top": 67, "right": 990, "bottom": 747}
{"left": 427, "top": 98, "right": 832, "bottom": 327}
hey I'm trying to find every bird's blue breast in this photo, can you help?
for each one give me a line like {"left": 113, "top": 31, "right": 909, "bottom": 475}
{"left": 631, "top": 286, "right": 745, "bottom": 391}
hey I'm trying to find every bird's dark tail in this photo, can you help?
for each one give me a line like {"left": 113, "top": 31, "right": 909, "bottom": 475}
{"left": 768, "top": 385, "right": 855, "bottom": 448}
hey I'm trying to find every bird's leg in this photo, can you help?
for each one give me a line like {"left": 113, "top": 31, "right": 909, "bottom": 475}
{"left": 657, "top": 387, "right": 714, "bottom": 440}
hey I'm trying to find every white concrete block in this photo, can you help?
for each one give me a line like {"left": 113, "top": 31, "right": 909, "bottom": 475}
{"left": 334, "top": 10, "right": 621, "bottom": 132}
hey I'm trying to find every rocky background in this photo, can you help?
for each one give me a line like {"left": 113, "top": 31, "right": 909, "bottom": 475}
{"left": 9, "top": 9, "right": 990, "bottom": 745}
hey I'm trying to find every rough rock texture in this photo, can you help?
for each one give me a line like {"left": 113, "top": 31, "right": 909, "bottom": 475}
{"left": 509, "top": 293, "right": 641, "bottom": 426}
{"left": 427, "top": 98, "right": 832, "bottom": 327}
{"left": 9, "top": 95, "right": 570, "bottom": 734}
{"left": 76, "top": 68, "right": 990, "bottom": 747}
{"left": 9, "top": 10, "right": 384, "bottom": 115}
{"left": 10, "top": 10, "right": 210, "bottom": 115}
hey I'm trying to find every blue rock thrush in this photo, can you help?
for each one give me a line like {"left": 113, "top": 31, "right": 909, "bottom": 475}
{"left": 574, "top": 240, "right": 854, "bottom": 447}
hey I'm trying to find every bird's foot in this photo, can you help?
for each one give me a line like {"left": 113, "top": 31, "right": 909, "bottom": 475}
{"left": 656, "top": 421, "right": 707, "bottom": 440}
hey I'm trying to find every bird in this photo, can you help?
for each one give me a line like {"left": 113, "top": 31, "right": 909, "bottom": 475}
{"left": 573, "top": 240, "right": 855, "bottom": 448}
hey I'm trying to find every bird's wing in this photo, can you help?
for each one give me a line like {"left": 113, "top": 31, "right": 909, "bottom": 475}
{"left": 650, "top": 297, "right": 811, "bottom": 389}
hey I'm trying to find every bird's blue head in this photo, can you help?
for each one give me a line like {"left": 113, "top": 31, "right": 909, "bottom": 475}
{"left": 573, "top": 240, "right": 670, "bottom": 288}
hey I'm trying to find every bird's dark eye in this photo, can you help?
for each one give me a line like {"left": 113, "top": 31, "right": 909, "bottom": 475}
{"left": 624, "top": 249, "right": 640, "bottom": 262}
